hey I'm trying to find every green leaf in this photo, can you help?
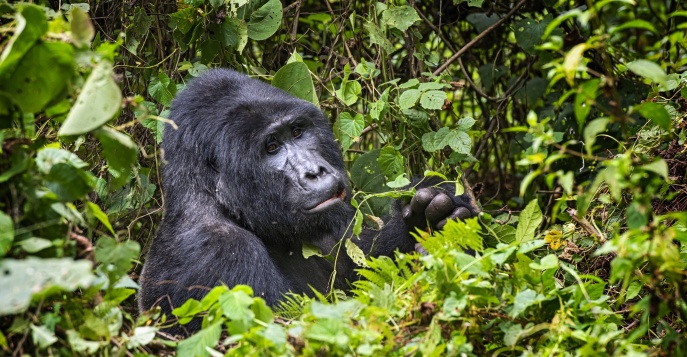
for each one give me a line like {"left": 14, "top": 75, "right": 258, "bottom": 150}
{"left": 353, "top": 210, "right": 364, "bottom": 236}
{"left": 246, "top": 0, "right": 282, "bottom": 40}
{"left": 95, "top": 126, "right": 138, "bottom": 189}
{"left": 16, "top": 237, "right": 52, "bottom": 253}
{"left": 626, "top": 59, "right": 668, "bottom": 87}
{"left": 0, "top": 41, "right": 74, "bottom": 114}
{"left": 381, "top": 5, "right": 420, "bottom": 32}
{"left": 399, "top": 89, "right": 421, "bottom": 110}
{"left": 220, "top": 17, "right": 248, "bottom": 52}
{"left": 95, "top": 237, "right": 140, "bottom": 286}
{"left": 377, "top": 146, "right": 404, "bottom": 180}
{"left": 455, "top": 117, "right": 476, "bottom": 131}
{"left": 386, "top": 174, "right": 411, "bottom": 188}
{"left": 345, "top": 238, "right": 368, "bottom": 267}
{"left": 148, "top": 72, "right": 177, "bottom": 107}
{"left": 302, "top": 242, "right": 323, "bottom": 259}
{"left": 220, "top": 287, "right": 256, "bottom": 334}
{"left": 70, "top": 6, "right": 95, "bottom": 48}
{"left": 515, "top": 200, "right": 542, "bottom": 243}
{"left": 126, "top": 326, "right": 157, "bottom": 349}
{"left": 419, "top": 90, "right": 447, "bottom": 110}
{"left": 0, "top": 258, "right": 94, "bottom": 315}
{"left": 574, "top": 79, "right": 600, "bottom": 130}
{"left": 169, "top": 8, "right": 196, "bottom": 34}
{"left": 514, "top": 17, "right": 550, "bottom": 54}
{"left": 583, "top": 117, "right": 609, "bottom": 155}
{"left": 36, "top": 148, "right": 87, "bottom": 174}
{"left": 336, "top": 80, "right": 362, "bottom": 106}
{"left": 641, "top": 159, "right": 669, "bottom": 180}
{"left": 30, "top": 324, "right": 58, "bottom": 349}
{"left": 529, "top": 254, "right": 559, "bottom": 270}
{"left": 172, "top": 298, "right": 203, "bottom": 324}
{"left": 563, "top": 43, "right": 588, "bottom": 85}
{"left": 627, "top": 202, "right": 649, "bottom": 229}
{"left": 59, "top": 61, "right": 122, "bottom": 136}
{"left": 510, "top": 289, "right": 544, "bottom": 318}
{"left": 273, "top": 62, "right": 318, "bottom": 105}
{"left": 634, "top": 101, "right": 671, "bottom": 131}
{"left": 611, "top": 19, "right": 657, "bottom": 35}
{"left": 0, "top": 4, "right": 47, "bottom": 77}
{"left": 45, "top": 163, "right": 96, "bottom": 201}
{"left": 0, "top": 212, "right": 13, "bottom": 257}
{"left": 421, "top": 127, "right": 471, "bottom": 154}
{"left": 85, "top": 202, "right": 115, "bottom": 235}
{"left": 364, "top": 22, "right": 393, "bottom": 53}
{"left": 177, "top": 322, "right": 222, "bottom": 357}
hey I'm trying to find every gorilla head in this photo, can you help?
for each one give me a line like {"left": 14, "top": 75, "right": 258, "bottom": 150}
{"left": 162, "top": 69, "right": 351, "bottom": 247}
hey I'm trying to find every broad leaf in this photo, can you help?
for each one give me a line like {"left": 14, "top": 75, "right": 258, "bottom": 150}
{"left": 59, "top": 61, "right": 122, "bottom": 136}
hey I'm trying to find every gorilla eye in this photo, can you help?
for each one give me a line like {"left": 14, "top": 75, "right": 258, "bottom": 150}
{"left": 266, "top": 137, "right": 280, "bottom": 153}
{"left": 292, "top": 127, "right": 303, "bottom": 138}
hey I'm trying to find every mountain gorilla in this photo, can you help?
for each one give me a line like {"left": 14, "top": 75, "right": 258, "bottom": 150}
{"left": 138, "top": 69, "right": 477, "bottom": 334}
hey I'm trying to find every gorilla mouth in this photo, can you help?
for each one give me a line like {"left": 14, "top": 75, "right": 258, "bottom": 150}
{"left": 307, "top": 187, "right": 346, "bottom": 212}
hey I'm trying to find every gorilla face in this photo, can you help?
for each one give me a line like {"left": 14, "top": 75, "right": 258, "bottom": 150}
{"left": 261, "top": 115, "right": 347, "bottom": 214}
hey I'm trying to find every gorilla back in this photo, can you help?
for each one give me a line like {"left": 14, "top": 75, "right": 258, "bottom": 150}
{"left": 138, "top": 69, "right": 477, "bottom": 334}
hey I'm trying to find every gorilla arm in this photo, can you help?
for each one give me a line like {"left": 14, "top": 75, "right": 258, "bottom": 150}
{"left": 138, "top": 224, "right": 293, "bottom": 314}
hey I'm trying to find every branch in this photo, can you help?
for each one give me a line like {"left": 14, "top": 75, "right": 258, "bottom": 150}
{"left": 432, "top": 0, "right": 527, "bottom": 76}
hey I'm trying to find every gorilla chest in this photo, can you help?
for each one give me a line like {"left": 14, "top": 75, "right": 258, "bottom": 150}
{"left": 269, "top": 249, "right": 334, "bottom": 294}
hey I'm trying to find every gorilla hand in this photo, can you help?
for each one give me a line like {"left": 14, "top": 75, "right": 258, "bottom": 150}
{"left": 402, "top": 187, "right": 473, "bottom": 231}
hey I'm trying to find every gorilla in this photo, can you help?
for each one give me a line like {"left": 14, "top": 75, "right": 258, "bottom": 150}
{"left": 138, "top": 69, "right": 477, "bottom": 334}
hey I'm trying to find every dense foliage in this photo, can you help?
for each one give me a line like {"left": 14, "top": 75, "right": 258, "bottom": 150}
{"left": 1, "top": 0, "right": 686, "bottom": 355}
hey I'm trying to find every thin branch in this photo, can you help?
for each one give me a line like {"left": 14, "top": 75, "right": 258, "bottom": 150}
{"left": 432, "top": 0, "right": 527, "bottom": 76}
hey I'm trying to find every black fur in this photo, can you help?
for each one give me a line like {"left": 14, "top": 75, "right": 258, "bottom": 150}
{"left": 138, "top": 69, "right": 476, "bottom": 335}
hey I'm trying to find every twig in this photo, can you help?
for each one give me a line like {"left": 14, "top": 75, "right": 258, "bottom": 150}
{"left": 566, "top": 208, "right": 606, "bottom": 242}
{"left": 432, "top": 0, "right": 527, "bottom": 76}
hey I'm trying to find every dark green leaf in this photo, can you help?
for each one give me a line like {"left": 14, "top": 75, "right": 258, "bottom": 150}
{"left": 0, "top": 41, "right": 74, "bottom": 114}
{"left": 220, "top": 17, "right": 248, "bottom": 52}
{"left": 95, "top": 126, "right": 138, "bottom": 189}
{"left": 635, "top": 101, "right": 671, "bottom": 131}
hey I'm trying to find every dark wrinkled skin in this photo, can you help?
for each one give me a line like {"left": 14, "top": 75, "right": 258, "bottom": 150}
{"left": 137, "top": 69, "right": 478, "bottom": 336}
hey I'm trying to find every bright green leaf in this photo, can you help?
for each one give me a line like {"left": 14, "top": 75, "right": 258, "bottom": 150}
{"left": 177, "top": 322, "right": 222, "bottom": 357}
{"left": 626, "top": 59, "right": 668, "bottom": 87}
{"left": 273, "top": 61, "right": 318, "bottom": 105}
{"left": 246, "top": 0, "right": 282, "bottom": 40}
{"left": 382, "top": 5, "right": 420, "bottom": 32}
{"left": 59, "top": 61, "right": 122, "bottom": 136}
{"left": 0, "top": 258, "right": 94, "bottom": 315}
{"left": 515, "top": 200, "right": 542, "bottom": 243}
{"left": 0, "top": 212, "right": 13, "bottom": 257}
{"left": 419, "top": 90, "right": 447, "bottom": 110}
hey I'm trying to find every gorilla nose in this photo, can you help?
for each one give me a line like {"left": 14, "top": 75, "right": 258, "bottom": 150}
{"left": 304, "top": 166, "right": 328, "bottom": 181}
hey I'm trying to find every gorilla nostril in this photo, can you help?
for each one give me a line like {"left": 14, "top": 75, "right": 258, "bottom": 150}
{"left": 305, "top": 166, "right": 327, "bottom": 180}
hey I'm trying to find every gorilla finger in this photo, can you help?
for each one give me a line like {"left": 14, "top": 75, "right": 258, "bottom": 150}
{"left": 451, "top": 206, "right": 473, "bottom": 220}
{"left": 425, "top": 193, "right": 454, "bottom": 224}
{"left": 402, "top": 204, "right": 413, "bottom": 220}
{"left": 410, "top": 188, "right": 435, "bottom": 214}
{"left": 436, "top": 207, "right": 473, "bottom": 230}
{"left": 414, "top": 243, "right": 429, "bottom": 256}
